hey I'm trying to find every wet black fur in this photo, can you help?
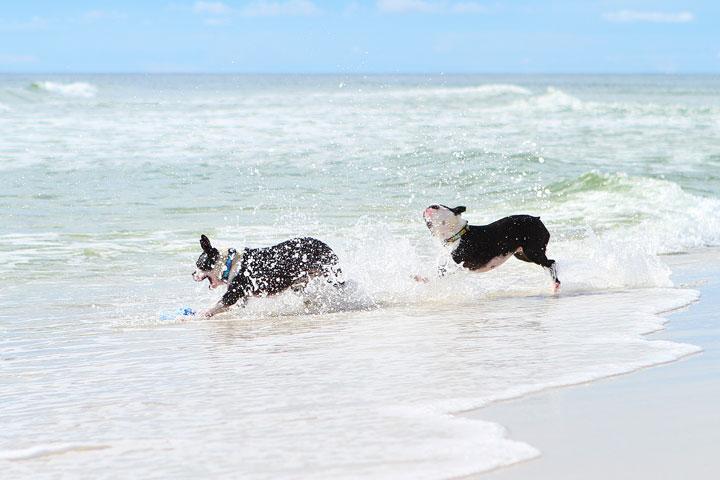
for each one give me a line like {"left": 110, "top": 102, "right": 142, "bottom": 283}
{"left": 197, "top": 235, "right": 343, "bottom": 307}
{"left": 451, "top": 214, "right": 556, "bottom": 271}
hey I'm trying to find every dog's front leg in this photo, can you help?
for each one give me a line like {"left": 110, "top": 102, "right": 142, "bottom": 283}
{"left": 199, "top": 277, "right": 248, "bottom": 318}
{"left": 436, "top": 255, "right": 453, "bottom": 277}
{"left": 199, "top": 296, "right": 249, "bottom": 318}
{"left": 199, "top": 300, "right": 229, "bottom": 318}
{"left": 412, "top": 257, "right": 451, "bottom": 283}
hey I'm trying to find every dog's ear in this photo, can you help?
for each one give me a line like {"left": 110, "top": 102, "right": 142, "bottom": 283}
{"left": 200, "top": 234, "right": 214, "bottom": 253}
{"left": 451, "top": 206, "right": 466, "bottom": 215}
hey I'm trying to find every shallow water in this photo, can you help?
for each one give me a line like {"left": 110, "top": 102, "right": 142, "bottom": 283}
{"left": 1, "top": 74, "right": 719, "bottom": 478}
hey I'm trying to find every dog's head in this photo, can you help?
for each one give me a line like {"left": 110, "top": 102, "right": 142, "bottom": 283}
{"left": 423, "top": 204, "right": 468, "bottom": 240}
{"left": 193, "top": 234, "right": 224, "bottom": 289}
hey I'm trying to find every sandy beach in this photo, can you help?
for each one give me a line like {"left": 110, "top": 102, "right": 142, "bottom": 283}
{"left": 471, "top": 249, "right": 720, "bottom": 479}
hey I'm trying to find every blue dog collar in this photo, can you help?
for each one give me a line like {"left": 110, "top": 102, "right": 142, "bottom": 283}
{"left": 222, "top": 248, "right": 236, "bottom": 282}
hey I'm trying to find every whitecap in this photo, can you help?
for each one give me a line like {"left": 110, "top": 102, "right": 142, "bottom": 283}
{"left": 471, "top": 83, "right": 532, "bottom": 96}
{"left": 546, "top": 172, "right": 720, "bottom": 254}
{"left": 31, "top": 81, "right": 98, "bottom": 98}
{"left": 530, "top": 86, "right": 584, "bottom": 110}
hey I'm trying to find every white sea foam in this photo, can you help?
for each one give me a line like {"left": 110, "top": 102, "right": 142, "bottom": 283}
{"left": 317, "top": 83, "right": 533, "bottom": 102}
{"left": 545, "top": 172, "right": 720, "bottom": 254}
{"left": 31, "top": 81, "right": 97, "bottom": 98}
{"left": 46, "top": 284, "right": 700, "bottom": 479}
{"left": 533, "top": 86, "right": 584, "bottom": 110}
{"left": 408, "top": 83, "right": 532, "bottom": 99}
{"left": 472, "top": 83, "right": 532, "bottom": 96}
{"left": 0, "top": 443, "right": 107, "bottom": 460}
{"left": 498, "top": 86, "right": 585, "bottom": 112}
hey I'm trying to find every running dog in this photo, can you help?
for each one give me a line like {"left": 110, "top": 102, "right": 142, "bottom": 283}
{"left": 193, "top": 235, "right": 344, "bottom": 317}
{"left": 422, "top": 204, "right": 560, "bottom": 289}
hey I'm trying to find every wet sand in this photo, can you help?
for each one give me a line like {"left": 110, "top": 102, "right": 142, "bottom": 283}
{"left": 469, "top": 249, "right": 720, "bottom": 479}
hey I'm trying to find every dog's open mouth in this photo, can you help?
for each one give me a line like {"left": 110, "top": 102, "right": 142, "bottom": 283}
{"left": 196, "top": 273, "right": 222, "bottom": 289}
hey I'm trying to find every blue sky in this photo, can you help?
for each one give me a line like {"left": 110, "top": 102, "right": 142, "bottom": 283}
{"left": 1, "top": 1, "right": 718, "bottom": 73}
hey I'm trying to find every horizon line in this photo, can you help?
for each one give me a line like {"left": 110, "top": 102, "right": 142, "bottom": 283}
{"left": 2, "top": 71, "right": 719, "bottom": 76}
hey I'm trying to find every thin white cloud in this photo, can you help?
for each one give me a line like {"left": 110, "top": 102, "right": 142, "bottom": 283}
{"left": 603, "top": 10, "right": 694, "bottom": 23}
{"left": 378, "top": 1, "right": 487, "bottom": 14}
{"left": 0, "top": 53, "right": 37, "bottom": 64}
{"left": 83, "top": 10, "right": 128, "bottom": 21}
{"left": 450, "top": 2, "right": 487, "bottom": 14}
{"left": 240, "top": 0, "right": 321, "bottom": 17}
{"left": 204, "top": 17, "right": 231, "bottom": 25}
{"left": 0, "top": 16, "right": 49, "bottom": 31}
{"left": 377, "top": 0, "right": 440, "bottom": 14}
{"left": 194, "top": 1, "right": 232, "bottom": 15}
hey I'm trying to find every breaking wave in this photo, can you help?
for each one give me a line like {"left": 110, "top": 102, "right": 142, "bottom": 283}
{"left": 546, "top": 172, "right": 720, "bottom": 253}
{"left": 30, "top": 81, "right": 97, "bottom": 98}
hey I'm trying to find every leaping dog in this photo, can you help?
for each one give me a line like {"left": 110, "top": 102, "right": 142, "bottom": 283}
{"left": 422, "top": 204, "right": 560, "bottom": 289}
{"left": 193, "top": 235, "right": 345, "bottom": 317}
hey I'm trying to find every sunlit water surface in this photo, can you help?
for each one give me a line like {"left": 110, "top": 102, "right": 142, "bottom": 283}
{"left": 1, "top": 74, "right": 719, "bottom": 478}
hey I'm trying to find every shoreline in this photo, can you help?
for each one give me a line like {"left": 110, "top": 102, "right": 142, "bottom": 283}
{"left": 465, "top": 248, "right": 720, "bottom": 479}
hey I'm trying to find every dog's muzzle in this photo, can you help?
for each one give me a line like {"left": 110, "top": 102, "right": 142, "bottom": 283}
{"left": 423, "top": 211, "right": 434, "bottom": 228}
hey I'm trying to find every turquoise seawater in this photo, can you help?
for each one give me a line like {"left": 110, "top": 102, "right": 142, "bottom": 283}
{"left": 1, "top": 75, "right": 718, "bottom": 478}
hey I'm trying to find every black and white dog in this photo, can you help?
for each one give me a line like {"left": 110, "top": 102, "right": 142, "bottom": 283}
{"left": 192, "top": 234, "right": 344, "bottom": 317}
{"left": 422, "top": 204, "right": 560, "bottom": 289}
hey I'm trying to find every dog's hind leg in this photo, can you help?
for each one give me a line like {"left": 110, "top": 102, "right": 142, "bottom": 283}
{"left": 513, "top": 248, "right": 531, "bottom": 263}
{"left": 518, "top": 244, "right": 561, "bottom": 290}
{"left": 548, "top": 262, "right": 560, "bottom": 291}
{"left": 290, "top": 273, "right": 310, "bottom": 293}
{"left": 322, "top": 264, "right": 345, "bottom": 288}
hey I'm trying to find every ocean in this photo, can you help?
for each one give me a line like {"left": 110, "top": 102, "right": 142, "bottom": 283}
{"left": 1, "top": 74, "right": 719, "bottom": 478}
